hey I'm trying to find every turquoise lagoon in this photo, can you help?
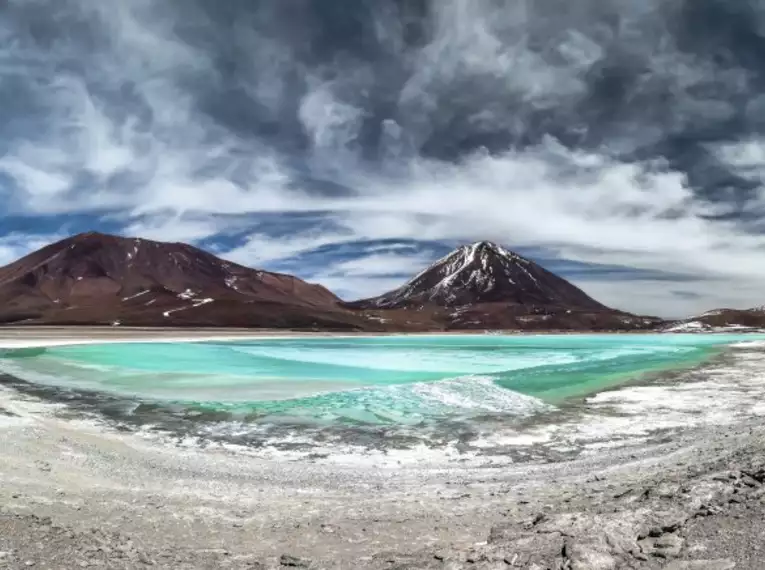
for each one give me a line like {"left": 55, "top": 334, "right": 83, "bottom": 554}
{"left": 0, "top": 334, "right": 759, "bottom": 427}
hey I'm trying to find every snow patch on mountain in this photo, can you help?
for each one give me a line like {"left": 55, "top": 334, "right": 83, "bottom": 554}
{"left": 661, "top": 320, "right": 710, "bottom": 333}
{"left": 178, "top": 289, "right": 196, "bottom": 300}
{"left": 122, "top": 290, "right": 149, "bottom": 302}
{"left": 163, "top": 298, "right": 214, "bottom": 318}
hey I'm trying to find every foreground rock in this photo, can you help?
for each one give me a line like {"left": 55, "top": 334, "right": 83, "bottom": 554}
{"left": 1, "top": 419, "right": 764, "bottom": 569}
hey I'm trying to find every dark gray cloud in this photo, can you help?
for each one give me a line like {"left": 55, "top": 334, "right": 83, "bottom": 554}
{"left": 2, "top": 0, "right": 762, "bottom": 183}
{"left": 3, "top": 0, "right": 765, "bottom": 316}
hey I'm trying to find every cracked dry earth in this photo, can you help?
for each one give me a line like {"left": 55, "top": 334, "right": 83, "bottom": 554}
{"left": 1, "top": 403, "right": 765, "bottom": 569}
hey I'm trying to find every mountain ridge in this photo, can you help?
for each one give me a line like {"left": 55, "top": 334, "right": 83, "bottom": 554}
{"left": 0, "top": 233, "right": 660, "bottom": 331}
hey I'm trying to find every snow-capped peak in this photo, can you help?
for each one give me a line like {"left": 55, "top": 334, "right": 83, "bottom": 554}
{"left": 354, "top": 240, "right": 605, "bottom": 311}
{"left": 461, "top": 241, "right": 529, "bottom": 264}
{"left": 430, "top": 242, "right": 527, "bottom": 295}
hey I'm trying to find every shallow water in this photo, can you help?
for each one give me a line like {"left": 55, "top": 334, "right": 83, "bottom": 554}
{"left": 0, "top": 334, "right": 754, "bottom": 423}
{"left": 3, "top": 334, "right": 765, "bottom": 466}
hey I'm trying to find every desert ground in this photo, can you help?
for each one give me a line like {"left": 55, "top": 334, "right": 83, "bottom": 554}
{"left": 0, "top": 328, "right": 763, "bottom": 570}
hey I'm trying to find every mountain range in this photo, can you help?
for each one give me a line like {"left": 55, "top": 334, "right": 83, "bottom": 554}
{"left": 0, "top": 232, "right": 709, "bottom": 331}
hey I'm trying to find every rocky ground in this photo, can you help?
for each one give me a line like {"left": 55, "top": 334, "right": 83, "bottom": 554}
{"left": 1, "top": 393, "right": 765, "bottom": 570}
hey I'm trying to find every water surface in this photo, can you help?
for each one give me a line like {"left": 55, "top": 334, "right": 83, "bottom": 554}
{"left": 0, "top": 334, "right": 752, "bottom": 426}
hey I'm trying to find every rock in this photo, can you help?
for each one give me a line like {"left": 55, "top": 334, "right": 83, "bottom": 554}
{"left": 662, "top": 560, "right": 736, "bottom": 570}
{"left": 488, "top": 523, "right": 518, "bottom": 544}
{"left": 280, "top": 554, "right": 311, "bottom": 568}
{"left": 529, "top": 513, "right": 546, "bottom": 527}
{"left": 563, "top": 541, "right": 617, "bottom": 570}
{"left": 464, "top": 550, "right": 491, "bottom": 564}
{"left": 632, "top": 549, "right": 648, "bottom": 561}
{"left": 654, "top": 534, "right": 682, "bottom": 548}
{"left": 739, "top": 476, "right": 759, "bottom": 488}
{"left": 652, "top": 533, "right": 684, "bottom": 559}
{"left": 743, "top": 468, "right": 765, "bottom": 483}
{"left": 695, "top": 504, "right": 722, "bottom": 517}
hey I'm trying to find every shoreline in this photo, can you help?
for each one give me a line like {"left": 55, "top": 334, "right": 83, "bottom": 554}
{"left": 0, "top": 325, "right": 757, "bottom": 350}
{"left": 1, "top": 380, "right": 764, "bottom": 568}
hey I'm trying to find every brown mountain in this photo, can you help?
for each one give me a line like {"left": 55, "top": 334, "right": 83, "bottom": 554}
{"left": 0, "top": 232, "right": 362, "bottom": 329}
{"left": 346, "top": 241, "right": 659, "bottom": 331}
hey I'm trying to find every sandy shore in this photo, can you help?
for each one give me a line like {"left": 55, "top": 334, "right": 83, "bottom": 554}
{"left": 0, "top": 325, "right": 671, "bottom": 349}
{"left": 0, "top": 326, "right": 340, "bottom": 348}
{"left": 0, "top": 329, "right": 763, "bottom": 569}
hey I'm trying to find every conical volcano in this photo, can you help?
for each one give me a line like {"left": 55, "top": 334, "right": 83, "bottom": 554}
{"left": 350, "top": 241, "right": 608, "bottom": 311}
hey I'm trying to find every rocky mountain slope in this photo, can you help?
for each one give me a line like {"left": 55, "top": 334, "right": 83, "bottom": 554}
{"left": 0, "top": 232, "right": 361, "bottom": 329}
{"left": 347, "top": 241, "right": 658, "bottom": 331}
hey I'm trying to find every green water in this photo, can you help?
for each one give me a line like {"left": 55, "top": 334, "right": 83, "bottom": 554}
{"left": 0, "top": 334, "right": 757, "bottom": 425}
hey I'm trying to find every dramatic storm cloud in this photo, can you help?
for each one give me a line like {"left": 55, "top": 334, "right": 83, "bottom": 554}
{"left": 3, "top": 0, "right": 765, "bottom": 316}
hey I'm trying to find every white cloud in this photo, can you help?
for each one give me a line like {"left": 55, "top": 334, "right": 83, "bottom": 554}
{"left": 0, "top": 233, "right": 68, "bottom": 266}
{"left": 0, "top": 152, "right": 72, "bottom": 199}
{"left": 309, "top": 275, "right": 408, "bottom": 302}
{"left": 222, "top": 230, "right": 354, "bottom": 267}
{"left": 299, "top": 81, "right": 364, "bottom": 165}
{"left": 713, "top": 138, "right": 765, "bottom": 185}
{"left": 305, "top": 249, "right": 440, "bottom": 302}
{"left": 328, "top": 251, "right": 437, "bottom": 277}
{"left": 120, "top": 215, "right": 252, "bottom": 244}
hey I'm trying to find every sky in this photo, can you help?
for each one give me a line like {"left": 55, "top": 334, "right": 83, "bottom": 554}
{"left": 2, "top": 0, "right": 765, "bottom": 318}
